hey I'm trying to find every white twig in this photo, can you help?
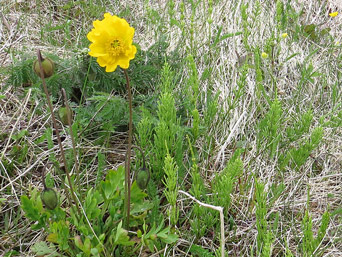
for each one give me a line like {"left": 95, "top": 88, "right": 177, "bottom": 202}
{"left": 178, "top": 190, "right": 225, "bottom": 257}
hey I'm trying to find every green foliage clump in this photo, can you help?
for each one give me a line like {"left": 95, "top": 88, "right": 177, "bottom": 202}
{"left": 212, "top": 155, "right": 243, "bottom": 213}
{"left": 189, "top": 244, "right": 214, "bottom": 257}
{"left": 152, "top": 63, "right": 184, "bottom": 181}
{"left": 286, "top": 110, "right": 313, "bottom": 143}
{"left": 163, "top": 153, "right": 179, "bottom": 226}
{"left": 302, "top": 207, "right": 330, "bottom": 256}
{"left": 258, "top": 98, "right": 283, "bottom": 158}
{"left": 188, "top": 139, "right": 208, "bottom": 239}
{"left": 276, "top": 0, "right": 287, "bottom": 31}
{"left": 7, "top": 55, "right": 37, "bottom": 88}
{"left": 21, "top": 167, "right": 177, "bottom": 256}
{"left": 255, "top": 180, "right": 274, "bottom": 257}
{"left": 281, "top": 127, "right": 323, "bottom": 170}
{"left": 75, "top": 92, "right": 127, "bottom": 143}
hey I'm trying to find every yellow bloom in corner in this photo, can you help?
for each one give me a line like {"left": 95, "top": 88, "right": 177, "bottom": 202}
{"left": 329, "top": 12, "right": 338, "bottom": 18}
{"left": 87, "top": 13, "right": 137, "bottom": 72}
{"left": 281, "top": 33, "right": 288, "bottom": 39}
{"left": 261, "top": 52, "right": 268, "bottom": 59}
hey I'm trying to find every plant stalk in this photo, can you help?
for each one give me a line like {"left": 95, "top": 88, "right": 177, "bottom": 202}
{"left": 36, "top": 49, "right": 81, "bottom": 217}
{"left": 131, "top": 145, "right": 146, "bottom": 169}
{"left": 61, "top": 88, "right": 80, "bottom": 190}
{"left": 124, "top": 69, "right": 133, "bottom": 229}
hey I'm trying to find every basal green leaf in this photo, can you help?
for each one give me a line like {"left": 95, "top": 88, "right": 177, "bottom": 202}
{"left": 31, "top": 241, "right": 59, "bottom": 257}
{"left": 114, "top": 221, "right": 135, "bottom": 246}
{"left": 130, "top": 181, "right": 147, "bottom": 204}
{"left": 21, "top": 195, "right": 40, "bottom": 221}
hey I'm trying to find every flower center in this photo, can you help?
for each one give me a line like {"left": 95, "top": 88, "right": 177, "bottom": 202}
{"left": 107, "top": 39, "right": 124, "bottom": 56}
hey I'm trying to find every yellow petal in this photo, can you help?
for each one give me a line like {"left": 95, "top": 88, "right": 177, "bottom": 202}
{"left": 96, "top": 56, "right": 109, "bottom": 67}
{"left": 116, "top": 56, "right": 130, "bottom": 69}
{"left": 122, "top": 27, "right": 135, "bottom": 44}
{"left": 329, "top": 12, "right": 338, "bottom": 17}
{"left": 126, "top": 45, "right": 137, "bottom": 59}
{"left": 89, "top": 44, "right": 107, "bottom": 57}
{"left": 261, "top": 52, "right": 268, "bottom": 59}
{"left": 105, "top": 63, "right": 118, "bottom": 72}
{"left": 87, "top": 13, "right": 136, "bottom": 72}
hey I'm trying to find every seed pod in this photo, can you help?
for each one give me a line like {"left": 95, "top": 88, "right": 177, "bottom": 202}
{"left": 58, "top": 106, "right": 73, "bottom": 126}
{"left": 33, "top": 57, "right": 55, "bottom": 78}
{"left": 41, "top": 188, "right": 58, "bottom": 210}
{"left": 136, "top": 167, "right": 150, "bottom": 190}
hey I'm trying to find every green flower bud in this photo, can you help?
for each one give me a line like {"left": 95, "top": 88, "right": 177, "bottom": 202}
{"left": 33, "top": 57, "right": 55, "bottom": 78}
{"left": 58, "top": 106, "right": 73, "bottom": 126}
{"left": 136, "top": 168, "right": 150, "bottom": 190}
{"left": 41, "top": 188, "right": 58, "bottom": 210}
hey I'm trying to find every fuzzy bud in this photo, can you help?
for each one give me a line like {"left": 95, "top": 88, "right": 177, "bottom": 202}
{"left": 41, "top": 188, "right": 58, "bottom": 210}
{"left": 58, "top": 106, "right": 73, "bottom": 126}
{"left": 33, "top": 57, "right": 55, "bottom": 78}
{"left": 136, "top": 168, "right": 150, "bottom": 190}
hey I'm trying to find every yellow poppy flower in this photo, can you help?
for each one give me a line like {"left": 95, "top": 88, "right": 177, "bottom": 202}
{"left": 329, "top": 12, "right": 338, "bottom": 18}
{"left": 87, "top": 13, "right": 137, "bottom": 72}
{"left": 281, "top": 33, "right": 288, "bottom": 39}
{"left": 261, "top": 52, "right": 268, "bottom": 59}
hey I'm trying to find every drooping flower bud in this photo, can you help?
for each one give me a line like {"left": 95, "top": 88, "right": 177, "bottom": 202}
{"left": 41, "top": 188, "right": 58, "bottom": 210}
{"left": 33, "top": 57, "right": 55, "bottom": 78}
{"left": 136, "top": 167, "right": 150, "bottom": 190}
{"left": 58, "top": 106, "right": 73, "bottom": 126}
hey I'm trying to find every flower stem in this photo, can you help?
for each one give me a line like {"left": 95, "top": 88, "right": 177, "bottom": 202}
{"left": 124, "top": 69, "right": 133, "bottom": 229}
{"left": 36, "top": 49, "right": 81, "bottom": 217}
{"left": 61, "top": 88, "right": 80, "bottom": 191}
{"left": 131, "top": 145, "right": 146, "bottom": 169}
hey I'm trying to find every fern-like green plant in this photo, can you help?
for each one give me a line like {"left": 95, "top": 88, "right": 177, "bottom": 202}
{"left": 212, "top": 153, "right": 243, "bottom": 214}
{"left": 7, "top": 55, "right": 38, "bottom": 88}
{"left": 163, "top": 153, "right": 179, "bottom": 226}
{"left": 152, "top": 66, "right": 184, "bottom": 180}
{"left": 302, "top": 187, "right": 330, "bottom": 256}
{"left": 283, "top": 126, "right": 323, "bottom": 170}
{"left": 255, "top": 180, "right": 270, "bottom": 255}
{"left": 276, "top": 0, "right": 287, "bottom": 31}
{"left": 302, "top": 209, "right": 330, "bottom": 256}
{"left": 286, "top": 110, "right": 313, "bottom": 143}
{"left": 258, "top": 98, "right": 283, "bottom": 158}
{"left": 240, "top": 3, "right": 251, "bottom": 51}
{"left": 188, "top": 137, "right": 207, "bottom": 238}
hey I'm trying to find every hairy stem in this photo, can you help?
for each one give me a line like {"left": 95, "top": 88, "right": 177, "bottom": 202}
{"left": 61, "top": 88, "right": 80, "bottom": 191}
{"left": 124, "top": 69, "right": 133, "bottom": 229}
{"left": 36, "top": 49, "right": 81, "bottom": 217}
{"left": 131, "top": 145, "right": 146, "bottom": 169}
